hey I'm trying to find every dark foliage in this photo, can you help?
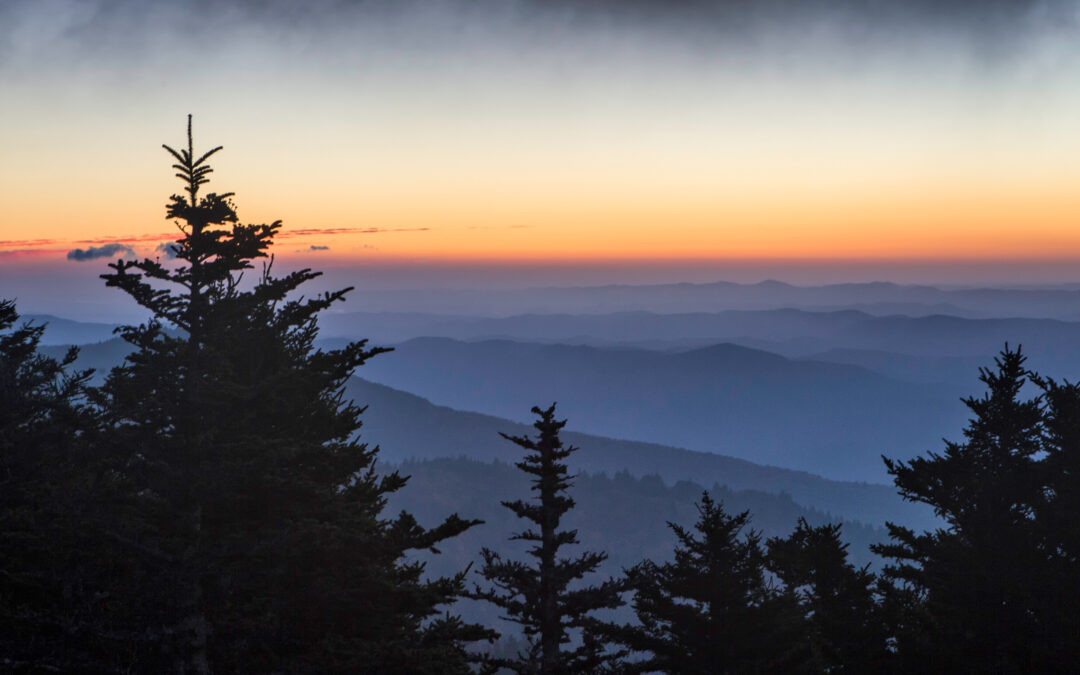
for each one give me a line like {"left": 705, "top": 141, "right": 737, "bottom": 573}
{"left": 873, "top": 346, "right": 1080, "bottom": 672}
{"left": 600, "top": 493, "right": 802, "bottom": 674}
{"left": 469, "top": 404, "right": 626, "bottom": 673}
{"left": 766, "top": 519, "right": 891, "bottom": 673}
{"left": 1031, "top": 372, "right": 1080, "bottom": 655}
{"left": 92, "top": 116, "right": 490, "bottom": 672}
{"left": 0, "top": 301, "right": 121, "bottom": 670}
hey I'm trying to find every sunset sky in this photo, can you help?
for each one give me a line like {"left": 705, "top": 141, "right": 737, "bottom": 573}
{"left": 5, "top": 0, "right": 1080, "bottom": 318}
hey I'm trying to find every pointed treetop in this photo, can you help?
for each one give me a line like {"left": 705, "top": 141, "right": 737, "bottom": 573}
{"left": 162, "top": 115, "right": 224, "bottom": 207}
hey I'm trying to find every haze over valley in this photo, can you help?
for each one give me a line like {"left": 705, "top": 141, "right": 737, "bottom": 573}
{"left": 31, "top": 278, "right": 1080, "bottom": 485}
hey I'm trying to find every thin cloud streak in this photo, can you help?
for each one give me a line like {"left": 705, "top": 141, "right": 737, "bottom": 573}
{"left": 0, "top": 239, "right": 65, "bottom": 249}
{"left": 1, "top": 227, "right": 428, "bottom": 255}
{"left": 0, "top": 248, "right": 66, "bottom": 258}
{"left": 280, "top": 227, "right": 432, "bottom": 237}
{"left": 76, "top": 233, "right": 174, "bottom": 245}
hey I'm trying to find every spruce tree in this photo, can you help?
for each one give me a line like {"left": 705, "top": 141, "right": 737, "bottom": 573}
{"left": 96, "top": 116, "right": 490, "bottom": 672}
{"left": 766, "top": 519, "right": 890, "bottom": 673}
{"left": 872, "top": 347, "right": 1047, "bottom": 672}
{"left": 1030, "top": 373, "right": 1080, "bottom": 667}
{"left": 600, "top": 493, "right": 802, "bottom": 674}
{"left": 469, "top": 404, "right": 626, "bottom": 674}
{"left": 0, "top": 301, "right": 119, "bottom": 670}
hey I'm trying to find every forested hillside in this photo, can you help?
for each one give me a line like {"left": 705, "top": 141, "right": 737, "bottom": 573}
{"left": 385, "top": 456, "right": 885, "bottom": 579}
{"left": 33, "top": 336, "right": 935, "bottom": 530}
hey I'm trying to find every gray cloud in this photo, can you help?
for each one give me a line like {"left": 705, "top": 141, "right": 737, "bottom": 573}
{"left": 66, "top": 242, "right": 134, "bottom": 261}
{"left": 1, "top": 1, "right": 1051, "bottom": 38}
{"left": 3, "top": 0, "right": 1071, "bottom": 79}
{"left": 309, "top": 245, "right": 330, "bottom": 251}
{"left": 155, "top": 242, "right": 179, "bottom": 259}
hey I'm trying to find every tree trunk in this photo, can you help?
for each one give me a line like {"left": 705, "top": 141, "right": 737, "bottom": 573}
{"left": 176, "top": 505, "right": 211, "bottom": 675}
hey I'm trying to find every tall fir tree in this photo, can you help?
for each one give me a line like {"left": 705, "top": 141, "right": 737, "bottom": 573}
{"left": 766, "top": 518, "right": 890, "bottom": 673}
{"left": 96, "top": 116, "right": 490, "bottom": 673}
{"left": 872, "top": 346, "right": 1049, "bottom": 672}
{"left": 1031, "top": 372, "right": 1080, "bottom": 663}
{"left": 469, "top": 404, "right": 626, "bottom": 674}
{"left": 599, "top": 493, "right": 802, "bottom": 674}
{"left": 1034, "top": 374, "right": 1080, "bottom": 557}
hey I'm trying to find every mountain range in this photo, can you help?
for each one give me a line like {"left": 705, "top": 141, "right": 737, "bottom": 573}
{"left": 348, "top": 377, "right": 933, "bottom": 531}
{"left": 329, "top": 280, "right": 1080, "bottom": 319}
{"left": 35, "top": 335, "right": 933, "bottom": 530}
{"left": 356, "top": 337, "right": 969, "bottom": 482}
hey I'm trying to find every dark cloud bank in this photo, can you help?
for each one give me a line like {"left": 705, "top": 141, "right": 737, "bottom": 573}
{"left": 3, "top": 0, "right": 1073, "bottom": 60}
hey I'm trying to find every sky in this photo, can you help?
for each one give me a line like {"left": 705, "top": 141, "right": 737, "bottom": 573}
{"left": 5, "top": 0, "right": 1080, "bottom": 318}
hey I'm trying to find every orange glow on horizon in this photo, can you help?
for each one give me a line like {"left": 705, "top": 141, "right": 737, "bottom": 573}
{"left": 5, "top": 107, "right": 1080, "bottom": 268}
{"left": 7, "top": 0, "right": 1080, "bottom": 284}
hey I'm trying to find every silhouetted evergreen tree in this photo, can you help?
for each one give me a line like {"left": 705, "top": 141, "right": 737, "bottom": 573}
{"left": 0, "top": 301, "right": 119, "bottom": 670}
{"left": 1031, "top": 373, "right": 1080, "bottom": 662}
{"left": 469, "top": 404, "right": 626, "bottom": 674}
{"left": 766, "top": 518, "right": 890, "bottom": 673}
{"left": 872, "top": 347, "right": 1051, "bottom": 672}
{"left": 600, "top": 492, "right": 802, "bottom": 674}
{"left": 95, "top": 117, "right": 490, "bottom": 672}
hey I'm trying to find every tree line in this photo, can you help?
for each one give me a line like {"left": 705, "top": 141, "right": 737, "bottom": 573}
{"left": 3, "top": 119, "right": 1080, "bottom": 673}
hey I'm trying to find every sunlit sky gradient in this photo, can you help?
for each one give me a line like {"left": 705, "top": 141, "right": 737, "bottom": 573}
{"left": 5, "top": 0, "right": 1080, "bottom": 312}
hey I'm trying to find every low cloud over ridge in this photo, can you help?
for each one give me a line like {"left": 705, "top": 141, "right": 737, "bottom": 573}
{"left": 155, "top": 242, "right": 179, "bottom": 259}
{"left": 66, "top": 242, "right": 134, "bottom": 261}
